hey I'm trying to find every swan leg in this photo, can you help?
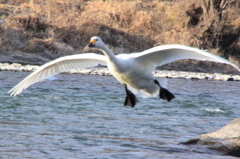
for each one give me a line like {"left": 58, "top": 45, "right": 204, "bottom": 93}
{"left": 123, "top": 84, "right": 138, "bottom": 107}
{"left": 154, "top": 80, "right": 175, "bottom": 102}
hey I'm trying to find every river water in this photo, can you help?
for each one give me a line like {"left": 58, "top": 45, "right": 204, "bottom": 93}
{"left": 0, "top": 71, "right": 239, "bottom": 159}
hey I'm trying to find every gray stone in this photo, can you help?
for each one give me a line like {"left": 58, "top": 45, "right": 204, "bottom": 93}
{"left": 183, "top": 118, "right": 240, "bottom": 157}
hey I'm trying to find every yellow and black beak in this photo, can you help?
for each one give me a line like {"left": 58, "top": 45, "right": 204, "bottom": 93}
{"left": 88, "top": 39, "right": 96, "bottom": 47}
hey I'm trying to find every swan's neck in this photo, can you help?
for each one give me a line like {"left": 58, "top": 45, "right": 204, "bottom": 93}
{"left": 100, "top": 45, "right": 117, "bottom": 62}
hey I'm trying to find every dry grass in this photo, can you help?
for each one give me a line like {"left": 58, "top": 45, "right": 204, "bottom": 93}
{"left": 0, "top": 0, "right": 239, "bottom": 67}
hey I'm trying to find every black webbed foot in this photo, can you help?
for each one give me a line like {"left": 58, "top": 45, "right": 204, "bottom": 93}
{"left": 154, "top": 80, "right": 175, "bottom": 102}
{"left": 124, "top": 84, "right": 138, "bottom": 107}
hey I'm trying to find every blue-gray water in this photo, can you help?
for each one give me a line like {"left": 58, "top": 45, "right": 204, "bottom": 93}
{"left": 0, "top": 71, "right": 240, "bottom": 159}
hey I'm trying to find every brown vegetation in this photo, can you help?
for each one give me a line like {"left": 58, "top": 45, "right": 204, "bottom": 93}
{"left": 0, "top": 0, "right": 239, "bottom": 72}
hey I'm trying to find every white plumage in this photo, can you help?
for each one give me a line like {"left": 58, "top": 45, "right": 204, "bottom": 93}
{"left": 9, "top": 36, "right": 240, "bottom": 107}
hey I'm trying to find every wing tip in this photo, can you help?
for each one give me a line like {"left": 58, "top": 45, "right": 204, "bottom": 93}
{"left": 8, "top": 86, "right": 22, "bottom": 97}
{"left": 8, "top": 89, "right": 16, "bottom": 96}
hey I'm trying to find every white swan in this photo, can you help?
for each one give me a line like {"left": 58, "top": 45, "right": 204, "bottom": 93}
{"left": 9, "top": 36, "right": 240, "bottom": 107}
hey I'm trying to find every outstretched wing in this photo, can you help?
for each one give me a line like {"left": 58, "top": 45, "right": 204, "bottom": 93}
{"left": 133, "top": 44, "right": 240, "bottom": 72}
{"left": 9, "top": 53, "right": 107, "bottom": 96}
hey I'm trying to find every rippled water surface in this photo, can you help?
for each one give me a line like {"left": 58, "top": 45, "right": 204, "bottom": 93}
{"left": 0, "top": 71, "right": 240, "bottom": 159}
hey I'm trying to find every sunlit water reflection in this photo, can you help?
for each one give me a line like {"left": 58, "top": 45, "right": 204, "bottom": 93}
{"left": 0, "top": 71, "right": 239, "bottom": 158}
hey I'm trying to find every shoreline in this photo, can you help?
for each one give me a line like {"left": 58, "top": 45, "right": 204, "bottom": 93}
{"left": 0, "top": 63, "right": 240, "bottom": 81}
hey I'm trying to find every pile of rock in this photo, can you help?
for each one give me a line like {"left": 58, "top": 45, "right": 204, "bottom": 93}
{"left": 154, "top": 70, "right": 240, "bottom": 81}
{"left": 1, "top": 62, "right": 240, "bottom": 81}
{"left": 0, "top": 63, "right": 39, "bottom": 72}
{"left": 183, "top": 118, "right": 240, "bottom": 157}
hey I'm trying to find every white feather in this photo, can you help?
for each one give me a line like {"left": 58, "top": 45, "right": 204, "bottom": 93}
{"left": 9, "top": 53, "right": 107, "bottom": 96}
{"left": 133, "top": 44, "right": 240, "bottom": 72}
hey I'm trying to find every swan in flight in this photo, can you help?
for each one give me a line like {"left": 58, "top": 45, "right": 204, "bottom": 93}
{"left": 9, "top": 36, "right": 240, "bottom": 107}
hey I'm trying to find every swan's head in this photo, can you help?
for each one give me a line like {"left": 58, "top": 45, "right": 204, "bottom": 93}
{"left": 88, "top": 36, "right": 104, "bottom": 49}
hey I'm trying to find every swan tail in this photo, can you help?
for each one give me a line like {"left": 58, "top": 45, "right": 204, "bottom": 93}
{"left": 160, "top": 87, "right": 175, "bottom": 102}
{"left": 124, "top": 84, "right": 138, "bottom": 107}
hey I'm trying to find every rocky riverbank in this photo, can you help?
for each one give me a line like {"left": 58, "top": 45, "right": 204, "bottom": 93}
{"left": 1, "top": 62, "right": 240, "bottom": 81}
